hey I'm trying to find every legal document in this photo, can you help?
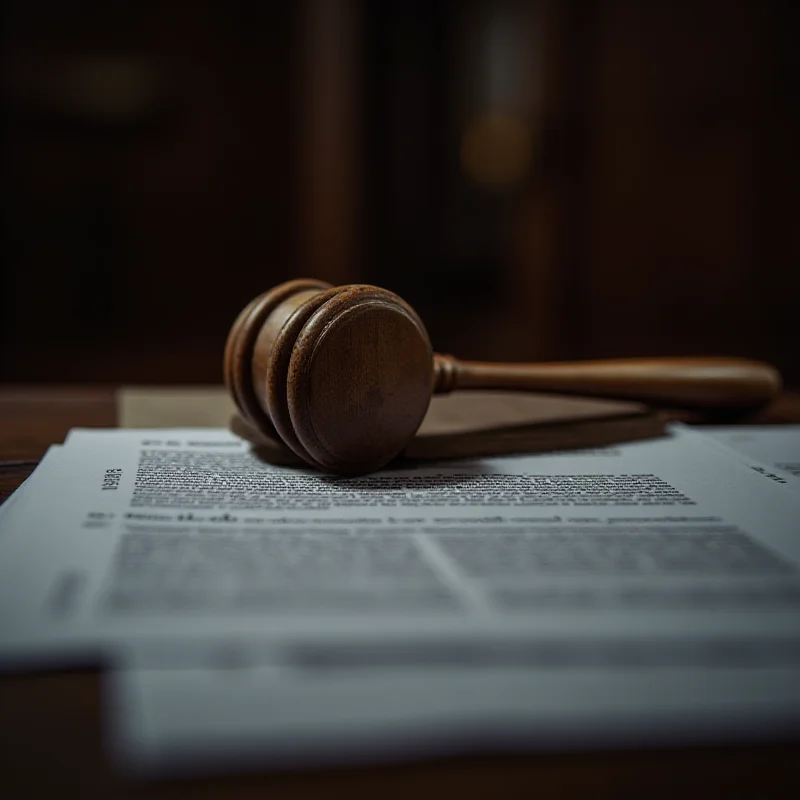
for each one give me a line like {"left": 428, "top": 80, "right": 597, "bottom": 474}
{"left": 110, "top": 645, "right": 800, "bottom": 776}
{"left": 702, "top": 425, "right": 800, "bottom": 482}
{"left": 0, "top": 425, "right": 798, "bottom": 774}
{"left": 2, "top": 424, "right": 799, "bottom": 651}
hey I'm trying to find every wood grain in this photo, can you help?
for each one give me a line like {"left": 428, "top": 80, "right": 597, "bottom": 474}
{"left": 433, "top": 355, "right": 781, "bottom": 408}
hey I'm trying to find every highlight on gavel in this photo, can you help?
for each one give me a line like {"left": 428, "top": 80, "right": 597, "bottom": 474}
{"left": 224, "top": 279, "right": 781, "bottom": 476}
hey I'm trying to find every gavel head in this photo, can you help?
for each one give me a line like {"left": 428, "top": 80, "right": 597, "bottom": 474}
{"left": 224, "top": 279, "right": 434, "bottom": 475}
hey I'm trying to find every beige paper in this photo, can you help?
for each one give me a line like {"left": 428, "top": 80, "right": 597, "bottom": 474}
{"left": 118, "top": 386, "right": 663, "bottom": 462}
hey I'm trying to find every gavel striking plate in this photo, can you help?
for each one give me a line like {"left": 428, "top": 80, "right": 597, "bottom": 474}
{"left": 224, "top": 279, "right": 781, "bottom": 475}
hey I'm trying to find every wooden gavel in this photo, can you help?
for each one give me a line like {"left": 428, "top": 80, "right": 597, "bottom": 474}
{"left": 224, "top": 279, "right": 781, "bottom": 475}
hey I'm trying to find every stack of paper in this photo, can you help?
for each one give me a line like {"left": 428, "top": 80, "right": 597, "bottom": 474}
{"left": 0, "top": 424, "right": 798, "bottom": 778}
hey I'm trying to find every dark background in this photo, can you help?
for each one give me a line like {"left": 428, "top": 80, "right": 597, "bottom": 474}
{"left": 2, "top": 0, "right": 797, "bottom": 385}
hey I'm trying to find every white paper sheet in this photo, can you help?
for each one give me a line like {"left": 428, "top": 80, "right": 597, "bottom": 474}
{"left": 699, "top": 426, "right": 800, "bottom": 482}
{"left": 2, "top": 426, "right": 800, "bottom": 775}
{"left": 109, "top": 647, "right": 800, "bottom": 777}
{"left": 1, "top": 426, "right": 799, "bottom": 659}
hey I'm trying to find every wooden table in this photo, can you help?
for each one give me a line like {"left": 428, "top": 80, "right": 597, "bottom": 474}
{"left": 1, "top": 386, "right": 799, "bottom": 798}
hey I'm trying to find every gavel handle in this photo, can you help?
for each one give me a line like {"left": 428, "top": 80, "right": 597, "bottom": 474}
{"left": 433, "top": 355, "right": 781, "bottom": 410}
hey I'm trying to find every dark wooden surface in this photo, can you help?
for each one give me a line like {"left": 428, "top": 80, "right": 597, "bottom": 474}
{"left": 1, "top": 385, "right": 799, "bottom": 798}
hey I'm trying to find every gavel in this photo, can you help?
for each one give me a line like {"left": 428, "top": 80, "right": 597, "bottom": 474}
{"left": 224, "top": 279, "right": 781, "bottom": 475}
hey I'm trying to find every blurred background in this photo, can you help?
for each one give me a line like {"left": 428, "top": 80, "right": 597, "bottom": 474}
{"left": 2, "top": 0, "right": 797, "bottom": 385}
